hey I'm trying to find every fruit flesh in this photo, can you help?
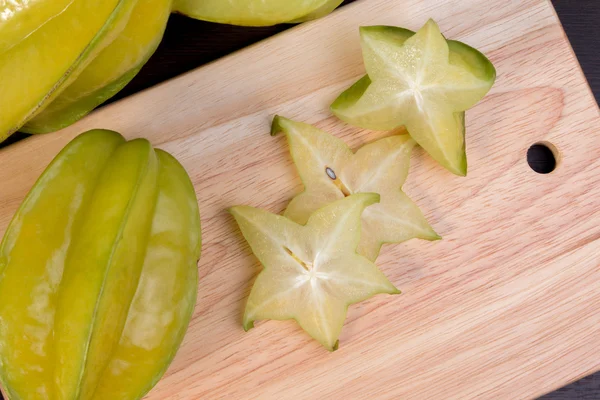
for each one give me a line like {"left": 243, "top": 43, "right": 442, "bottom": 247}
{"left": 173, "top": 0, "right": 333, "bottom": 26}
{"left": 331, "top": 20, "right": 495, "bottom": 175}
{"left": 24, "top": 0, "right": 173, "bottom": 134}
{"left": 272, "top": 116, "right": 438, "bottom": 261}
{"left": 0, "top": 130, "right": 201, "bottom": 400}
{"left": 0, "top": 0, "right": 137, "bottom": 141}
{"left": 231, "top": 193, "right": 399, "bottom": 351}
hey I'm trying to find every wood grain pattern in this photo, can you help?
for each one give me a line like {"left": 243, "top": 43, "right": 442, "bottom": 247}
{"left": 1, "top": 0, "right": 599, "bottom": 398}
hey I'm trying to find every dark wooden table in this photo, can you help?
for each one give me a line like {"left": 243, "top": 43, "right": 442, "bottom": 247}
{"left": 2, "top": 1, "right": 599, "bottom": 398}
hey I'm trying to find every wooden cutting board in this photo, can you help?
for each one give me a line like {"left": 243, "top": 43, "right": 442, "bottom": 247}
{"left": 1, "top": 0, "right": 599, "bottom": 398}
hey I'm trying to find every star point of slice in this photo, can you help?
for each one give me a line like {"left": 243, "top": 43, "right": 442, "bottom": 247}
{"left": 230, "top": 193, "right": 399, "bottom": 351}
{"left": 272, "top": 116, "right": 439, "bottom": 262}
{"left": 331, "top": 19, "right": 496, "bottom": 175}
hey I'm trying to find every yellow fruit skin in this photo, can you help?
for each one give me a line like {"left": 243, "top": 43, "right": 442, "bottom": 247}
{"left": 0, "top": 0, "right": 138, "bottom": 141}
{"left": 0, "top": 130, "right": 201, "bottom": 400}
{"left": 0, "top": 0, "right": 73, "bottom": 55}
{"left": 0, "top": 130, "right": 125, "bottom": 400}
{"left": 290, "top": 0, "right": 344, "bottom": 22}
{"left": 54, "top": 138, "right": 160, "bottom": 400}
{"left": 23, "top": 0, "right": 173, "bottom": 134}
{"left": 93, "top": 149, "right": 200, "bottom": 400}
{"left": 1, "top": 0, "right": 343, "bottom": 140}
{"left": 173, "top": 0, "right": 332, "bottom": 26}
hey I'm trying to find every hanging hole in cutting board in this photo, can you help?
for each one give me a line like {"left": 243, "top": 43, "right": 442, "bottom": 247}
{"left": 527, "top": 142, "right": 559, "bottom": 174}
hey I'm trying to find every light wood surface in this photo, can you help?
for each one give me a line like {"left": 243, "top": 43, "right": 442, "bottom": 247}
{"left": 1, "top": 0, "right": 600, "bottom": 398}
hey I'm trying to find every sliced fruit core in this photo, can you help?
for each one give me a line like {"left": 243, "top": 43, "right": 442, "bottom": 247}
{"left": 325, "top": 166, "right": 352, "bottom": 197}
{"left": 283, "top": 246, "right": 311, "bottom": 272}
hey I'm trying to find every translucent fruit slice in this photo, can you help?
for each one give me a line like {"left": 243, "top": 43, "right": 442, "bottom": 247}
{"left": 173, "top": 0, "right": 334, "bottom": 26}
{"left": 0, "top": 0, "right": 138, "bottom": 141}
{"left": 23, "top": 0, "right": 172, "bottom": 134}
{"left": 331, "top": 20, "right": 496, "bottom": 176}
{"left": 272, "top": 116, "right": 439, "bottom": 261}
{"left": 231, "top": 193, "right": 399, "bottom": 351}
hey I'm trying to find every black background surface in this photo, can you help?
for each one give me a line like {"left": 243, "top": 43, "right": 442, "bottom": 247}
{"left": 1, "top": 0, "right": 599, "bottom": 398}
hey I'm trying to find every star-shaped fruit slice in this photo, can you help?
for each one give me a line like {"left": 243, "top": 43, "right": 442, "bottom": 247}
{"left": 230, "top": 193, "right": 399, "bottom": 351}
{"left": 331, "top": 20, "right": 496, "bottom": 175}
{"left": 272, "top": 116, "right": 439, "bottom": 262}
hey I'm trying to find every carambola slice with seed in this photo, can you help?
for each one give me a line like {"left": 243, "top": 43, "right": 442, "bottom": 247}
{"left": 272, "top": 116, "right": 439, "bottom": 261}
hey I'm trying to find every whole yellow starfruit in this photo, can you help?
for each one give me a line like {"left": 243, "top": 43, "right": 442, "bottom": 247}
{"left": 0, "top": 0, "right": 344, "bottom": 142}
{"left": 0, "top": 129, "right": 201, "bottom": 400}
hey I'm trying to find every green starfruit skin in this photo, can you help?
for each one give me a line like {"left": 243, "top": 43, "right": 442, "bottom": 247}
{"left": 331, "top": 25, "right": 495, "bottom": 90}
{"left": 0, "top": 129, "right": 201, "bottom": 400}
{"left": 331, "top": 24, "right": 496, "bottom": 125}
